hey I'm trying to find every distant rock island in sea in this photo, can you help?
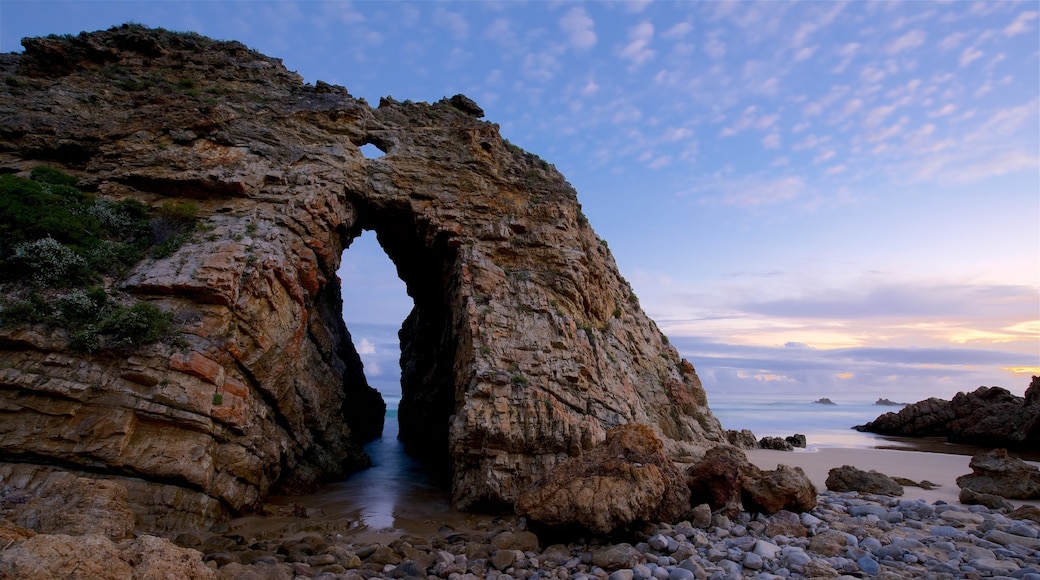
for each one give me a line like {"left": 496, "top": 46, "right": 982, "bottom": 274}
{"left": 812, "top": 397, "right": 837, "bottom": 405}
{"left": 874, "top": 398, "right": 906, "bottom": 406}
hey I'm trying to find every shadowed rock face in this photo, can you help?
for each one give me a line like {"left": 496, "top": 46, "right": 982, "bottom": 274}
{"left": 0, "top": 25, "right": 725, "bottom": 530}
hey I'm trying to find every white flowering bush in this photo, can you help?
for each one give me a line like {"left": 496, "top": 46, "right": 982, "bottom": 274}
{"left": 12, "top": 237, "right": 91, "bottom": 287}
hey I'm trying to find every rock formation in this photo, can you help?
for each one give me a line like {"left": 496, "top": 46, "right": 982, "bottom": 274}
{"left": 515, "top": 424, "right": 690, "bottom": 534}
{"left": 956, "top": 449, "right": 1040, "bottom": 500}
{"left": 0, "top": 25, "right": 725, "bottom": 531}
{"left": 824, "top": 465, "right": 904, "bottom": 496}
{"left": 854, "top": 378, "right": 1040, "bottom": 451}
{"left": 685, "top": 446, "right": 817, "bottom": 516}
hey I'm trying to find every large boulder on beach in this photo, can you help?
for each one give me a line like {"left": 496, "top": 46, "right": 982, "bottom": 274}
{"left": 515, "top": 425, "right": 691, "bottom": 534}
{"left": 825, "top": 465, "right": 904, "bottom": 496}
{"left": 956, "top": 449, "right": 1040, "bottom": 500}
{"left": 686, "top": 446, "right": 818, "bottom": 515}
{"left": 855, "top": 378, "right": 1040, "bottom": 451}
{"left": 742, "top": 464, "right": 817, "bottom": 514}
{"left": 686, "top": 446, "right": 748, "bottom": 515}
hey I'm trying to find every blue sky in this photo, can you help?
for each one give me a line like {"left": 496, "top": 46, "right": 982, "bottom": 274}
{"left": 3, "top": 1, "right": 1037, "bottom": 404}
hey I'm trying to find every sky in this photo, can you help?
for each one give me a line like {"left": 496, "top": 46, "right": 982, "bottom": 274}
{"left": 2, "top": 1, "right": 1038, "bottom": 406}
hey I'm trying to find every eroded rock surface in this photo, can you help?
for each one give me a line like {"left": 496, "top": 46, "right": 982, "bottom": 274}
{"left": 956, "top": 449, "right": 1040, "bottom": 500}
{"left": 0, "top": 25, "right": 725, "bottom": 529}
{"left": 515, "top": 424, "right": 690, "bottom": 534}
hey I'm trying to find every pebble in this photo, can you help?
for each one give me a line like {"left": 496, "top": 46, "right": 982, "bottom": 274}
{"left": 167, "top": 489, "right": 1040, "bottom": 580}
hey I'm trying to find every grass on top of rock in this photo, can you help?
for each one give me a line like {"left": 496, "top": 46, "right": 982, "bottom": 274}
{"left": 0, "top": 166, "right": 193, "bottom": 351}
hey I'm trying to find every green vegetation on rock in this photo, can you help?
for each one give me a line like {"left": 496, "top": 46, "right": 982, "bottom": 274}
{"left": 0, "top": 167, "right": 189, "bottom": 351}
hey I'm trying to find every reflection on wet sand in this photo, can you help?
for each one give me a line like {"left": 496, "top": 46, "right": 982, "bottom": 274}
{"left": 229, "top": 416, "right": 493, "bottom": 543}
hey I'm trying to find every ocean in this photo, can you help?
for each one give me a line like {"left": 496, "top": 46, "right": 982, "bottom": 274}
{"left": 707, "top": 396, "right": 905, "bottom": 451}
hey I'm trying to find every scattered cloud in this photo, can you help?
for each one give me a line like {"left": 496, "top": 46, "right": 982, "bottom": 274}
{"left": 888, "top": 29, "right": 926, "bottom": 54}
{"left": 434, "top": 7, "right": 469, "bottom": 40}
{"left": 662, "top": 22, "right": 693, "bottom": 39}
{"left": 703, "top": 30, "right": 726, "bottom": 59}
{"left": 959, "top": 46, "right": 984, "bottom": 66}
{"left": 619, "top": 21, "right": 655, "bottom": 65}
{"left": 559, "top": 7, "right": 597, "bottom": 49}
{"left": 1004, "top": 10, "right": 1038, "bottom": 36}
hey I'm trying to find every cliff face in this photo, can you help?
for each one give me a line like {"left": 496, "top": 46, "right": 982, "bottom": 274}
{"left": 0, "top": 25, "right": 724, "bottom": 530}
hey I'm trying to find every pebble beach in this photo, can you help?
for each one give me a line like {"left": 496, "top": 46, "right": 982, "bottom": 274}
{"left": 196, "top": 445, "right": 1040, "bottom": 579}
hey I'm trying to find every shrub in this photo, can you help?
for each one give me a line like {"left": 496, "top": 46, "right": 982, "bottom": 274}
{"left": 30, "top": 165, "right": 78, "bottom": 187}
{"left": 11, "top": 237, "right": 93, "bottom": 287}
{"left": 98, "top": 302, "right": 173, "bottom": 349}
{"left": 0, "top": 294, "right": 52, "bottom": 325}
{"left": 151, "top": 201, "right": 198, "bottom": 258}
{"left": 0, "top": 174, "right": 100, "bottom": 255}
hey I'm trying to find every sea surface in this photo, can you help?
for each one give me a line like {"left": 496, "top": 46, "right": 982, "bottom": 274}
{"left": 708, "top": 396, "right": 906, "bottom": 451}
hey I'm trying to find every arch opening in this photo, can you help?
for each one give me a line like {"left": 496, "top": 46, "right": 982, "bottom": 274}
{"left": 338, "top": 227, "right": 457, "bottom": 486}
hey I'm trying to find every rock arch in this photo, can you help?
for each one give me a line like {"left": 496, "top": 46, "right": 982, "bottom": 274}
{"left": 0, "top": 26, "right": 726, "bottom": 530}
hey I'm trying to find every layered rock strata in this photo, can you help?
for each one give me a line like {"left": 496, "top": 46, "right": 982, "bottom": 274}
{"left": 0, "top": 25, "right": 725, "bottom": 529}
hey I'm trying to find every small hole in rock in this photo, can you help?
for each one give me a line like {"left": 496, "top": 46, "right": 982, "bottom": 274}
{"left": 359, "top": 143, "right": 385, "bottom": 159}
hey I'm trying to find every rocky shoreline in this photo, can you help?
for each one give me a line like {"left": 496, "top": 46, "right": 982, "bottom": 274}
{"left": 855, "top": 378, "right": 1040, "bottom": 453}
{"left": 6, "top": 488, "right": 1038, "bottom": 579}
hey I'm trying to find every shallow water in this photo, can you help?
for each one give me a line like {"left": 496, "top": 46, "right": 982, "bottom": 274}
{"left": 230, "top": 412, "right": 490, "bottom": 543}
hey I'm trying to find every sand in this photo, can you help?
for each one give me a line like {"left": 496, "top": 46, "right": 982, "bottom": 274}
{"left": 747, "top": 446, "right": 1040, "bottom": 509}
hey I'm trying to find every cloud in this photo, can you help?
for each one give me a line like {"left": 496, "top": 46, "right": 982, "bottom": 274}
{"left": 736, "top": 283, "right": 1038, "bottom": 321}
{"left": 703, "top": 30, "right": 726, "bottom": 59}
{"left": 959, "top": 46, "right": 984, "bottom": 66}
{"left": 888, "top": 29, "right": 926, "bottom": 54}
{"left": 700, "top": 175, "right": 806, "bottom": 208}
{"left": 625, "top": 0, "right": 652, "bottom": 13}
{"left": 1004, "top": 10, "right": 1038, "bottom": 36}
{"left": 620, "top": 21, "right": 655, "bottom": 65}
{"left": 357, "top": 337, "right": 376, "bottom": 355}
{"left": 559, "top": 7, "right": 597, "bottom": 49}
{"left": 662, "top": 22, "right": 693, "bottom": 39}
{"left": 938, "top": 31, "right": 971, "bottom": 51}
{"left": 317, "top": 0, "right": 364, "bottom": 25}
{"left": 434, "top": 7, "right": 469, "bottom": 40}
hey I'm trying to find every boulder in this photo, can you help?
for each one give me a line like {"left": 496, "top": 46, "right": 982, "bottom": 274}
{"left": 784, "top": 434, "right": 807, "bottom": 448}
{"left": 855, "top": 379, "right": 1040, "bottom": 451}
{"left": 1008, "top": 505, "right": 1040, "bottom": 524}
{"left": 687, "top": 447, "right": 818, "bottom": 515}
{"left": 959, "top": 487, "right": 1014, "bottom": 511}
{"left": 726, "top": 429, "right": 758, "bottom": 450}
{"left": 515, "top": 424, "right": 691, "bottom": 534}
{"left": 956, "top": 449, "right": 1040, "bottom": 500}
{"left": 686, "top": 446, "right": 749, "bottom": 516}
{"left": 758, "top": 437, "right": 793, "bottom": 451}
{"left": 742, "top": 465, "right": 817, "bottom": 514}
{"left": 825, "top": 465, "right": 904, "bottom": 496}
